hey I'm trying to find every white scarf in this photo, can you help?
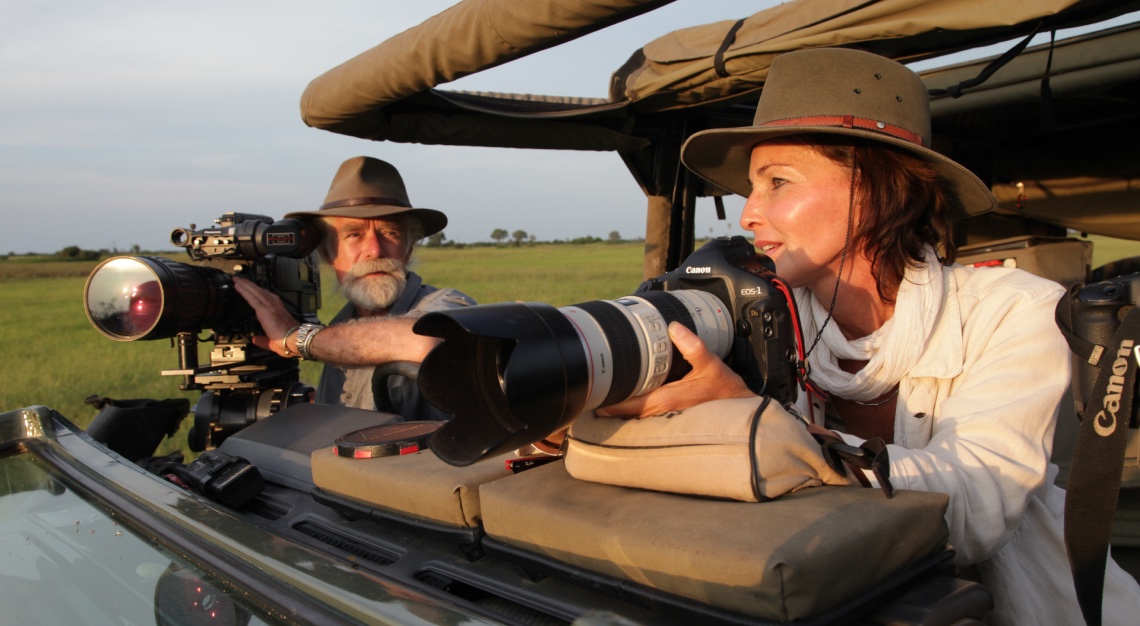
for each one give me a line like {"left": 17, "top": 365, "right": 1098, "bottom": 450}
{"left": 794, "top": 246, "right": 943, "bottom": 402}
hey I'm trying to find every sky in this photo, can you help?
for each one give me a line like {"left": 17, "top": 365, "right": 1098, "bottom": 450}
{"left": 0, "top": 0, "right": 772, "bottom": 254}
{"left": 4, "top": 2, "right": 1135, "bottom": 255}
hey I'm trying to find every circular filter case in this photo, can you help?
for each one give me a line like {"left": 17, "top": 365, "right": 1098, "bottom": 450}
{"left": 334, "top": 421, "right": 443, "bottom": 459}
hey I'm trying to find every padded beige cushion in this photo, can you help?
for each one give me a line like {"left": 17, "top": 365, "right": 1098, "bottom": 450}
{"left": 311, "top": 447, "right": 512, "bottom": 528}
{"left": 480, "top": 461, "right": 950, "bottom": 621}
{"left": 567, "top": 397, "right": 851, "bottom": 501}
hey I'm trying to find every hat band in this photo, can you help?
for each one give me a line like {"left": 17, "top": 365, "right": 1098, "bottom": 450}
{"left": 759, "top": 115, "right": 925, "bottom": 147}
{"left": 319, "top": 196, "right": 411, "bottom": 211}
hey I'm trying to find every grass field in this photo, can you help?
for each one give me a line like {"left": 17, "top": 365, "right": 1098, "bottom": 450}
{"left": 4, "top": 235, "right": 1140, "bottom": 457}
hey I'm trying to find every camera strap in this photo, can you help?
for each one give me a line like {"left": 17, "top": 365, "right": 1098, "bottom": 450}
{"left": 809, "top": 429, "right": 894, "bottom": 499}
{"left": 1056, "top": 291, "right": 1140, "bottom": 626}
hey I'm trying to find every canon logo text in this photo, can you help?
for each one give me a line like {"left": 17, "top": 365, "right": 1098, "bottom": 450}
{"left": 1094, "top": 339, "right": 1134, "bottom": 437}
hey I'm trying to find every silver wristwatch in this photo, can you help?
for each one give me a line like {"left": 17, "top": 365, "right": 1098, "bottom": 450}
{"left": 294, "top": 323, "right": 326, "bottom": 361}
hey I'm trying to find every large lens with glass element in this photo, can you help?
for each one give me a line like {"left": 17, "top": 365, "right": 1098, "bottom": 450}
{"left": 414, "top": 289, "right": 733, "bottom": 466}
{"left": 84, "top": 256, "right": 235, "bottom": 341}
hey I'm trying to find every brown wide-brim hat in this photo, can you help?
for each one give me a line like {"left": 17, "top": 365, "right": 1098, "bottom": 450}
{"left": 285, "top": 156, "right": 448, "bottom": 237}
{"left": 681, "top": 48, "right": 996, "bottom": 216}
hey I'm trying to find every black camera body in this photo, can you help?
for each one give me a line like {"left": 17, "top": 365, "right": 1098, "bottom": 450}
{"left": 171, "top": 450, "right": 265, "bottom": 509}
{"left": 1064, "top": 273, "right": 1140, "bottom": 430}
{"left": 169, "top": 212, "right": 322, "bottom": 339}
{"left": 84, "top": 212, "right": 322, "bottom": 451}
{"left": 634, "top": 236, "right": 797, "bottom": 404}
{"left": 414, "top": 236, "right": 798, "bottom": 466}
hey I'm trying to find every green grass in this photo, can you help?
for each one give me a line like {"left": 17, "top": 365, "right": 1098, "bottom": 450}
{"left": 1090, "top": 235, "right": 1140, "bottom": 270}
{"left": 412, "top": 243, "right": 646, "bottom": 305}
{"left": 1, "top": 277, "right": 198, "bottom": 455}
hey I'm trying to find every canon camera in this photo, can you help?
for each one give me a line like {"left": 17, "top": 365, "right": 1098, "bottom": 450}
{"left": 413, "top": 236, "right": 799, "bottom": 466}
{"left": 1062, "top": 272, "right": 1140, "bottom": 430}
{"left": 83, "top": 212, "right": 322, "bottom": 450}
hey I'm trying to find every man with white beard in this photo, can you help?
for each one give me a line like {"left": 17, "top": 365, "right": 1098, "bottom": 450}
{"left": 234, "top": 156, "right": 475, "bottom": 418}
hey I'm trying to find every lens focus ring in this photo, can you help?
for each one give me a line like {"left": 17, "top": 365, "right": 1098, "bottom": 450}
{"left": 636, "top": 291, "right": 696, "bottom": 331}
{"left": 574, "top": 300, "right": 642, "bottom": 407}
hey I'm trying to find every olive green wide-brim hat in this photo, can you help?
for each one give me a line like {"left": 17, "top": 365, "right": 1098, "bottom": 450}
{"left": 286, "top": 156, "right": 448, "bottom": 237}
{"left": 681, "top": 48, "right": 996, "bottom": 216}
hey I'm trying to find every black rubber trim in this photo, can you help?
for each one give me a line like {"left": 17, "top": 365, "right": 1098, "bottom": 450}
{"left": 574, "top": 300, "right": 642, "bottom": 407}
{"left": 637, "top": 291, "right": 695, "bottom": 330}
{"left": 637, "top": 291, "right": 700, "bottom": 382}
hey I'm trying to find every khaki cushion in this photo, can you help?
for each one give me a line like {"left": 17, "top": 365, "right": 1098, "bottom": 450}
{"left": 311, "top": 447, "right": 512, "bottom": 528}
{"left": 567, "top": 398, "right": 852, "bottom": 501}
{"left": 480, "top": 461, "right": 950, "bottom": 621}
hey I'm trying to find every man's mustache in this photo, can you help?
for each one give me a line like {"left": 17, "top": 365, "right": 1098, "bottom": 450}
{"left": 346, "top": 258, "right": 407, "bottom": 280}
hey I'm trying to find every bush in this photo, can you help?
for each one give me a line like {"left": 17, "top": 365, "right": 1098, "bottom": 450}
{"left": 54, "top": 246, "right": 101, "bottom": 261}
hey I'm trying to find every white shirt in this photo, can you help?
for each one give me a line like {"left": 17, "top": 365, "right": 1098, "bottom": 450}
{"left": 810, "top": 264, "right": 1140, "bottom": 624}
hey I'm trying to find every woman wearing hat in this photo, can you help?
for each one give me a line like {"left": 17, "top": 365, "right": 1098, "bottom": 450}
{"left": 598, "top": 48, "right": 1140, "bottom": 623}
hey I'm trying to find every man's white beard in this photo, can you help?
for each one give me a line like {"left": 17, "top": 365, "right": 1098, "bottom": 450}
{"left": 340, "top": 258, "right": 409, "bottom": 313}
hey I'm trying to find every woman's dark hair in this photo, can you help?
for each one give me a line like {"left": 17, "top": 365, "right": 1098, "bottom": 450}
{"left": 797, "top": 134, "right": 960, "bottom": 304}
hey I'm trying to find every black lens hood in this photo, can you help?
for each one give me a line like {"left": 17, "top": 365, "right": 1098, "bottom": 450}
{"left": 414, "top": 302, "right": 589, "bottom": 466}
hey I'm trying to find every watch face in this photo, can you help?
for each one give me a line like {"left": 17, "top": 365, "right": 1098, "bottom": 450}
{"left": 334, "top": 421, "right": 444, "bottom": 459}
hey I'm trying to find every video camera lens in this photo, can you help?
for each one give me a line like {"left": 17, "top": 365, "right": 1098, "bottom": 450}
{"left": 84, "top": 256, "right": 234, "bottom": 341}
{"left": 414, "top": 289, "right": 733, "bottom": 466}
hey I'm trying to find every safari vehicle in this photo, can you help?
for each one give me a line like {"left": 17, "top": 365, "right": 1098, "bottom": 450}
{"left": 6, "top": 0, "right": 1140, "bottom": 624}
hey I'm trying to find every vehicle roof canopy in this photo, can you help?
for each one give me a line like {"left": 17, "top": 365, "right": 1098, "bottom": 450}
{"left": 301, "top": 0, "right": 1140, "bottom": 272}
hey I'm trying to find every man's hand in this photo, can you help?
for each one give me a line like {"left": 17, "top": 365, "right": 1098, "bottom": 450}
{"left": 232, "top": 277, "right": 301, "bottom": 356}
{"left": 596, "top": 322, "right": 756, "bottom": 418}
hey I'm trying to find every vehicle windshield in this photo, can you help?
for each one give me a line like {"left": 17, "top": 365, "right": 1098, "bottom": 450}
{"left": 0, "top": 451, "right": 283, "bottom": 626}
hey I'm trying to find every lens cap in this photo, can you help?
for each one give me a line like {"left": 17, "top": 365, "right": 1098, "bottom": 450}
{"left": 334, "top": 421, "right": 443, "bottom": 459}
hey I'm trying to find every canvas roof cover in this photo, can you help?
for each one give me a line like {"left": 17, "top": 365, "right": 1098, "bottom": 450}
{"left": 301, "top": 0, "right": 1140, "bottom": 240}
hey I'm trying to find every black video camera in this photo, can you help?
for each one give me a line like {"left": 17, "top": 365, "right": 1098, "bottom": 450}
{"left": 413, "top": 236, "right": 799, "bottom": 466}
{"left": 84, "top": 212, "right": 322, "bottom": 451}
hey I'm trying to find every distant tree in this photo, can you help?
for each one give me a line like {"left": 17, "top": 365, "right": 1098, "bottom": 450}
{"left": 608, "top": 230, "right": 622, "bottom": 242}
{"left": 511, "top": 230, "right": 528, "bottom": 246}
{"left": 491, "top": 228, "right": 508, "bottom": 243}
{"left": 424, "top": 232, "right": 446, "bottom": 247}
{"left": 55, "top": 245, "right": 99, "bottom": 261}
{"left": 131, "top": 244, "right": 141, "bottom": 254}
{"left": 529, "top": 234, "right": 537, "bottom": 243}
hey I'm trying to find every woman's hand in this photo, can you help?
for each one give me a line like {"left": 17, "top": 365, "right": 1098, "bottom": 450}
{"left": 597, "top": 322, "right": 756, "bottom": 418}
{"left": 232, "top": 277, "right": 301, "bottom": 356}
